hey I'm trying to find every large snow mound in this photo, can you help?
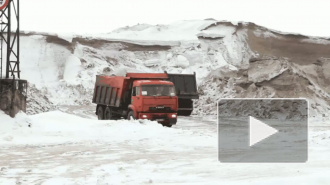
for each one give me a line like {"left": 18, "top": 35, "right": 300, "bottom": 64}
{"left": 16, "top": 20, "right": 330, "bottom": 120}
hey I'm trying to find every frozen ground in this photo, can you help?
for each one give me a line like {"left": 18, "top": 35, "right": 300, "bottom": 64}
{"left": 1, "top": 107, "right": 330, "bottom": 185}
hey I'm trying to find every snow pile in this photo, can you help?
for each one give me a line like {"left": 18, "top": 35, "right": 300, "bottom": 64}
{"left": 168, "top": 55, "right": 190, "bottom": 68}
{"left": 0, "top": 110, "right": 213, "bottom": 147}
{"left": 63, "top": 55, "right": 82, "bottom": 85}
{"left": 19, "top": 34, "right": 96, "bottom": 111}
{"left": 0, "top": 111, "right": 32, "bottom": 141}
{"left": 20, "top": 34, "right": 71, "bottom": 89}
{"left": 17, "top": 20, "right": 330, "bottom": 120}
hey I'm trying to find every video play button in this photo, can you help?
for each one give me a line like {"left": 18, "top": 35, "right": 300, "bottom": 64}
{"left": 249, "top": 116, "right": 278, "bottom": 147}
{"left": 218, "top": 98, "right": 308, "bottom": 163}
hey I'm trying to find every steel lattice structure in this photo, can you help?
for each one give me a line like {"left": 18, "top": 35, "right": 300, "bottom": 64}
{"left": 0, "top": 0, "right": 26, "bottom": 118}
{"left": 0, "top": 0, "right": 20, "bottom": 79}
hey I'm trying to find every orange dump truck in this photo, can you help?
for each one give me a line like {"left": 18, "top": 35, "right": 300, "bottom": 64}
{"left": 92, "top": 73, "right": 178, "bottom": 127}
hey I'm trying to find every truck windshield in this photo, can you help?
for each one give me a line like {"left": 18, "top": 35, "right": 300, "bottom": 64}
{"left": 141, "top": 85, "right": 176, "bottom": 96}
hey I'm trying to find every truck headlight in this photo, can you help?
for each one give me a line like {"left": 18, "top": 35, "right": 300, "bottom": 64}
{"left": 171, "top": 114, "right": 177, "bottom": 118}
{"left": 142, "top": 115, "right": 148, "bottom": 118}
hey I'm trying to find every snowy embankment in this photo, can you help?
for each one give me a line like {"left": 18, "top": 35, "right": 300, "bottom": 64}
{"left": 17, "top": 19, "right": 330, "bottom": 120}
{"left": 0, "top": 110, "right": 213, "bottom": 147}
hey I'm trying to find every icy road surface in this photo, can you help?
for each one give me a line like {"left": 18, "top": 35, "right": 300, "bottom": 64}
{"left": 1, "top": 106, "right": 330, "bottom": 185}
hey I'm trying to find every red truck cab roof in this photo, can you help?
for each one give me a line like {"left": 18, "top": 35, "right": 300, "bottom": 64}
{"left": 133, "top": 80, "right": 174, "bottom": 87}
{"left": 126, "top": 73, "right": 168, "bottom": 79}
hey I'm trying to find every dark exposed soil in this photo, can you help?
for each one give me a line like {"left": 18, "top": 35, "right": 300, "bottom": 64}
{"left": 45, "top": 35, "right": 73, "bottom": 52}
{"left": 72, "top": 37, "right": 172, "bottom": 51}
{"left": 245, "top": 25, "right": 330, "bottom": 65}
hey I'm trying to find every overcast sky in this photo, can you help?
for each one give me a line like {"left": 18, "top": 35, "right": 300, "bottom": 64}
{"left": 21, "top": 0, "right": 330, "bottom": 37}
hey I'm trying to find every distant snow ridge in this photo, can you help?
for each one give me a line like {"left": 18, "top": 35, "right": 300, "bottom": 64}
{"left": 20, "top": 20, "right": 330, "bottom": 120}
{"left": 106, "top": 20, "right": 216, "bottom": 41}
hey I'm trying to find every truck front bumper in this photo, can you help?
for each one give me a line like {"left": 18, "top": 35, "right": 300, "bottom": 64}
{"left": 168, "top": 118, "right": 177, "bottom": 124}
{"left": 138, "top": 113, "right": 177, "bottom": 125}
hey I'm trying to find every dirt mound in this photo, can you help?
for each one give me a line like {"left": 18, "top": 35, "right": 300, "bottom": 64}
{"left": 195, "top": 58, "right": 330, "bottom": 119}
{"left": 27, "top": 84, "right": 56, "bottom": 115}
{"left": 193, "top": 22, "right": 330, "bottom": 120}
{"left": 202, "top": 22, "right": 330, "bottom": 65}
{"left": 218, "top": 99, "right": 308, "bottom": 121}
{"left": 245, "top": 23, "right": 330, "bottom": 66}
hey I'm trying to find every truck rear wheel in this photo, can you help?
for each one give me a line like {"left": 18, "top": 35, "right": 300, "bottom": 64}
{"left": 97, "top": 106, "right": 104, "bottom": 120}
{"left": 104, "top": 107, "right": 114, "bottom": 120}
{"left": 127, "top": 111, "right": 135, "bottom": 120}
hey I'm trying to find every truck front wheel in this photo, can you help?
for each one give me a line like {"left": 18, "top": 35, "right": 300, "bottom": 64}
{"left": 97, "top": 106, "right": 104, "bottom": 120}
{"left": 162, "top": 122, "right": 173, "bottom": 127}
{"left": 127, "top": 111, "right": 135, "bottom": 120}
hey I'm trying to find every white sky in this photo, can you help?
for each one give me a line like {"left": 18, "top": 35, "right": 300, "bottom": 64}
{"left": 21, "top": 0, "right": 330, "bottom": 37}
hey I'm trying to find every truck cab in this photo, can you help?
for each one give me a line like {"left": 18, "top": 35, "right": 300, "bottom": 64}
{"left": 128, "top": 80, "right": 178, "bottom": 127}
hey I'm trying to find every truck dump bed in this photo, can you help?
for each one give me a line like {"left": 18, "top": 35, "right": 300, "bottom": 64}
{"left": 167, "top": 73, "right": 199, "bottom": 99}
{"left": 92, "top": 73, "right": 169, "bottom": 108}
{"left": 92, "top": 75, "right": 130, "bottom": 107}
{"left": 166, "top": 73, "right": 199, "bottom": 116}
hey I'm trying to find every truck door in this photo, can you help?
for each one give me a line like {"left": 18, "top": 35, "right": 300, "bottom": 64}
{"left": 131, "top": 86, "right": 142, "bottom": 111}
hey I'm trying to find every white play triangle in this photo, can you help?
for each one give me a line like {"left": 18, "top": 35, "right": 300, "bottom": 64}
{"left": 249, "top": 116, "right": 278, "bottom": 147}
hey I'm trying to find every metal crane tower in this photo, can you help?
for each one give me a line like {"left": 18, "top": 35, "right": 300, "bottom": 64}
{"left": 0, "top": 0, "right": 27, "bottom": 117}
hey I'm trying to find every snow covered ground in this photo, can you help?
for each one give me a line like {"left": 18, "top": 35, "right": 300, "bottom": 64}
{"left": 1, "top": 107, "right": 330, "bottom": 185}
{"left": 1, "top": 19, "right": 330, "bottom": 184}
